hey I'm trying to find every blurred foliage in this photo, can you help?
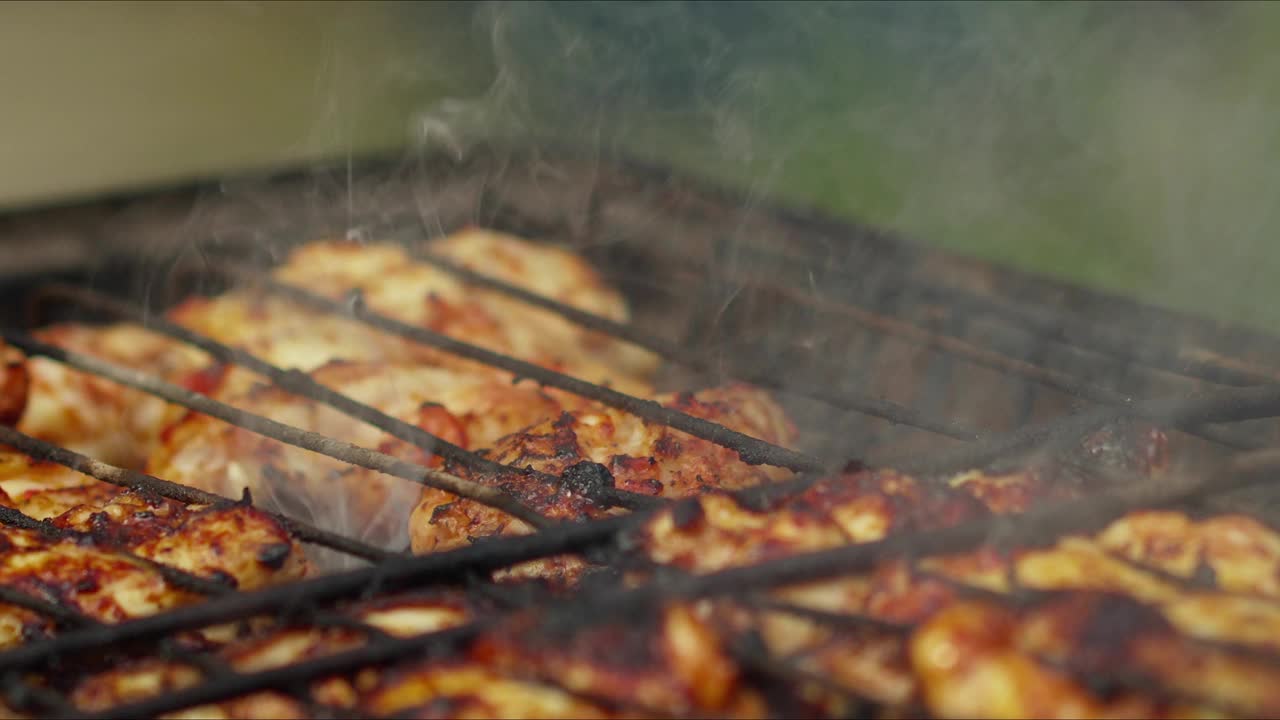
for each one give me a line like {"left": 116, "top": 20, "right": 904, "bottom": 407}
{"left": 429, "top": 1, "right": 1280, "bottom": 332}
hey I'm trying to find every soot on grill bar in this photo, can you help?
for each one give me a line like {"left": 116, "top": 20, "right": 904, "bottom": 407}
{"left": 2, "top": 3, "right": 1280, "bottom": 719}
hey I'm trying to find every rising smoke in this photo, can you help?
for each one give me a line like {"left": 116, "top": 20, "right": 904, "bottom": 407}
{"left": 413, "top": 1, "right": 1280, "bottom": 333}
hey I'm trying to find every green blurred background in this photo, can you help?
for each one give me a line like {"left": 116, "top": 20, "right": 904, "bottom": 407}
{"left": 3, "top": 1, "right": 1280, "bottom": 332}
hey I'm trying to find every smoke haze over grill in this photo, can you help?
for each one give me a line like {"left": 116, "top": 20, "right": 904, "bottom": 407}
{"left": 411, "top": 1, "right": 1280, "bottom": 334}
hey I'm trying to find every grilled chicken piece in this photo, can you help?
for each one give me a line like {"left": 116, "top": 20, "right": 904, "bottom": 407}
{"left": 1095, "top": 510, "right": 1280, "bottom": 597}
{"left": 920, "top": 516, "right": 1280, "bottom": 653}
{"left": 912, "top": 588, "right": 1280, "bottom": 718}
{"left": 639, "top": 466, "right": 1077, "bottom": 576}
{"left": 71, "top": 592, "right": 477, "bottom": 719}
{"left": 408, "top": 384, "right": 798, "bottom": 563}
{"left": 169, "top": 229, "right": 659, "bottom": 395}
{"left": 363, "top": 664, "right": 618, "bottom": 719}
{"left": 148, "top": 361, "right": 596, "bottom": 566}
{"left": 17, "top": 229, "right": 653, "bottom": 481}
{"left": 17, "top": 324, "right": 210, "bottom": 469}
{"left": 0, "top": 449, "right": 117, "bottom": 520}
{"left": 638, "top": 421, "right": 1168, "bottom": 576}
{"left": 457, "top": 602, "right": 766, "bottom": 718}
{"left": 0, "top": 340, "right": 27, "bottom": 427}
{"left": 736, "top": 505, "right": 1280, "bottom": 716}
{"left": 0, "top": 488, "right": 305, "bottom": 649}
{"left": 68, "top": 597, "right": 759, "bottom": 719}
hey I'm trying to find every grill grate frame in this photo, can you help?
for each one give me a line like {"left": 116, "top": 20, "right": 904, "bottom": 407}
{"left": 0, "top": 146, "right": 1279, "bottom": 716}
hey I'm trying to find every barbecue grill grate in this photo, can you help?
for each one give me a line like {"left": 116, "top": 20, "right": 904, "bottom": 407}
{"left": 1, "top": 148, "right": 1280, "bottom": 717}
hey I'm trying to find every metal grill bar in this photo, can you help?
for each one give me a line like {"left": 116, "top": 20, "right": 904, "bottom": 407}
{"left": 0, "top": 503, "right": 407, "bottom": 650}
{"left": 881, "top": 369, "right": 1280, "bottom": 473}
{"left": 724, "top": 632, "right": 883, "bottom": 719}
{"left": 582, "top": 233, "right": 1266, "bottom": 446}
{"left": 0, "top": 426, "right": 392, "bottom": 562}
{"left": 584, "top": 447, "right": 1280, "bottom": 610}
{"left": 7, "top": 443, "right": 1275, "bottom": 716}
{"left": 0, "top": 505, "right": 235, "bottom": 596}
{"left": 459, "top": 199, "right": 1276, "bottom": 400}
{"left": 678, "top": 231, "right": 1280, "bottom": 389}
{"left": 2, "top": 675, "right": 80, "bottom": 717}
{"left": 82, "top": 623, "right": 483, "bottom": 720}
{"left": 742, "top": 597, "right": 911, "bottom": 634}
{"left": 3, "top": 364, "right": 1277, "bottom": 676}
{"left": 211, "top": 205, "right": 1278, "bottom": 396}
{"left": 405, "top": 245, "right": 982, "bottom": 442}
{"left": 0, "top": 331, "right": 552, "bottom": 530}
{"left": 0, "top": 586, "right": 93, "bottom": 630}
{"left": 216, "top": 261, "right": 826, "bottom": 473}
{"left": 763, "top": 282, "right": 1258, "bottom": 450}
{"left": 0, "top": 514, "right": 632, "bottom": 674}
{"left": 31, "top": 284, "right": 661, "bottom": 512}
{"left": 42, "top": 447, "right": 1280, "bottom": 718}
{"left": 394, "top": 225, "right": 1254, "bottom": 452}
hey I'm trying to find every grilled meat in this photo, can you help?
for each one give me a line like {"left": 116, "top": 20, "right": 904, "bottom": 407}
{"left": 13, "top": 225, "right": 1274, "bottom": 720}
{"left": 15, "top": 229, "right": 654, "bottom": 480}
{"left": 17, "top": 324, "right": 210, "bottom": 469}
{"left": 68, "top": 592, "right": 767, "bottom": 720}
{"left": 909, "top": 588, "right": 1280, "bottom": 718}
{"left": 408, "top": 384, "right": 797, "bottom": 562}
{"left": 0, "top": 341, "right": 27, "bottom": 428}
{"left": 71, "top": 593, "right": 477, "bottom": 719}
{"left": 643, "top": 489, "right": 1280, "bottom": 717}
{"left": 0, "top": 449, "right": 114, "bottom": 520}
{"left": 0, "top": 486, "right": 305, "bottom": 649}
{"left": 169, "top": 229, "right": 658, "bottom": 395}
{"left": 148, "top": 361, "right": 597, "bottom": 563}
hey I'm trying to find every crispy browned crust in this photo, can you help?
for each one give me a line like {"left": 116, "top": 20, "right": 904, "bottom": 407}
{"left": 147, "top": 361, "right": 598, "bottom": 564}
{"left": 0, "top": 487, "right": 306, "bottom": 649}
{"left": 71, "top": 592, "right": 478, "bottom": 717}
{"left": 0, "top": 341, "right": 28, "bottom": 427}
{"left": 409, "top": 384, "right": 798, "bottom": 563}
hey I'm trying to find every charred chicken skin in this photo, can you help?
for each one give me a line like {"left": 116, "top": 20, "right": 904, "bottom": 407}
{"left": 0, "top": 483, "right": 305, "bottom": 649}
{"left": 13, "top": 231, "right": 1280, "bottom": 720}
{"left": 620, "top": 420, "right": 1280, "bottom": 719}
{"left": 147, "top": 360, "right": 598, "bottom": 561}
{"left": 66, "top": 592, "right": 766, "bottom": 720}
{"left": 408, "top": 384, "right": 798, "bottom": 562}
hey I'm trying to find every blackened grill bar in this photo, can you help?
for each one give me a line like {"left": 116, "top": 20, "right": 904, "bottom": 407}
{"left": 449, "top": 199, "right": 1280, "bottom": 396}
{"left": 29, "top": 283, "right": 662, "bottom": 512}
{"left": 0, "top": 331, "right": 554, "bottom": 529}
{"left": 0, "top": 425, "right": 393, "bottom": 562}
{"left": 0, "top": 515, "right": 636, "bottom": 675}
{"left": 212, "top": 208, "right": 1269, "bottom": 449}
{"left": 2, "top": 149, "right": 1280, "bottom": 716}
{"left": 695, "top": 234, "right": 1280, "bottom": 389}
{"left": 19, "top": 446, "right": 1280, "bottom": 719}
{"left": 0, "top": 500, "right": 400, "bottom": 649}
{"left": 757, "top": 278, "right": 1261, "bottom": 451}
{"left": 215, "top": 259, "right": 828, "bottom": 473}
{"left": 402, "top": 226, "right": 1267, "bottom": 452}
{"left": 401, "top": 240, "right": 985, "bottom": 443}
{"left": 0, "top": 505, "right": 238, "bottom": 596}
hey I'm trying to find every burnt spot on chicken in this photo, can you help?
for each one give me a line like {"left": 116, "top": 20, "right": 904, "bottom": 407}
{"left": 560, "top": 461, "right": 615, "bottom": 502}
{"left": 255, "top": 542, "right": 293, "bottom": 571}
